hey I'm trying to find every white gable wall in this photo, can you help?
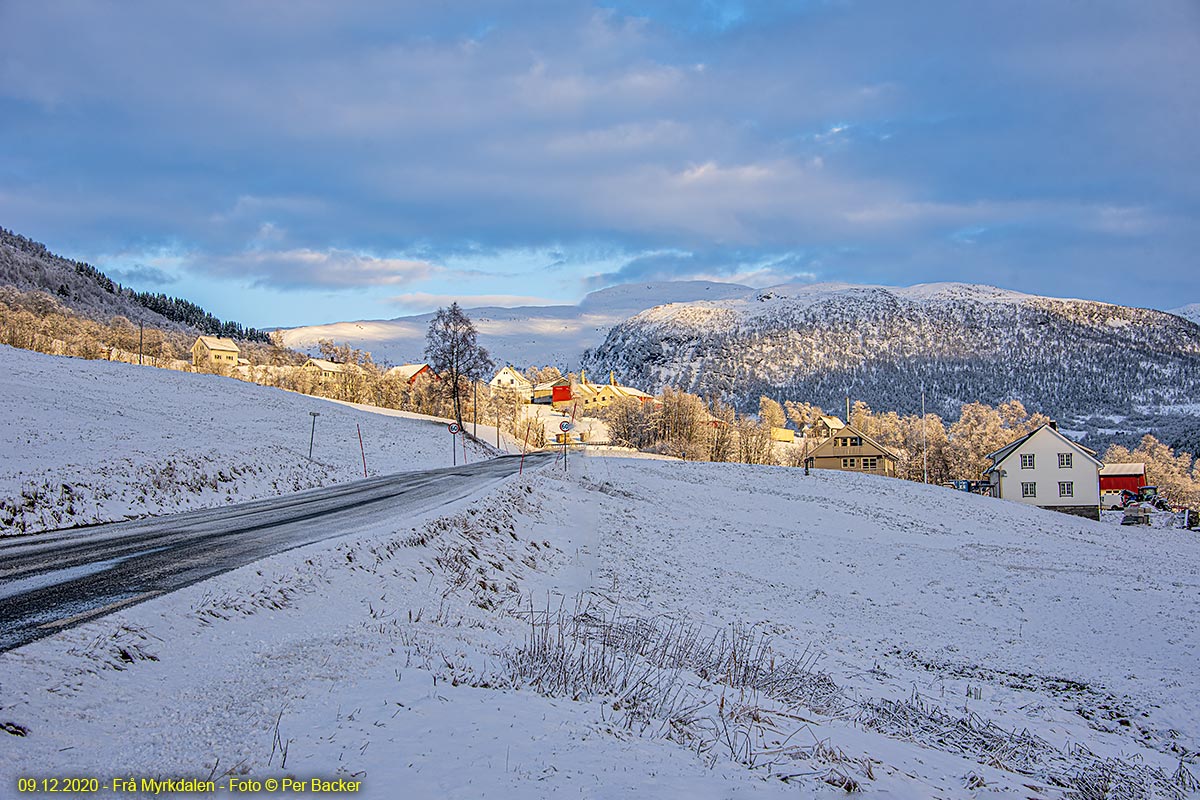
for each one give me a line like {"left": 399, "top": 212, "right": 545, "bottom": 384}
{"left": 994, "top": 427, "right": 1099, "bottom": 509}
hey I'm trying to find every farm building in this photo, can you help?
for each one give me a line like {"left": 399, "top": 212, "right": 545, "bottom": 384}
{"left": 804, "top": 423, "right": 898, "bottom": 477}
{"left": 302, "top": 358, "right": 361, "bottom": 379}
{"left": 983, "top": 423, "right": 1102, "bottom": 520}
{"left": 191, "top": 336, "right": 240, "bottom": 368}
{"left": 385, "top": 363, "right": 431, "bottom": 384}
{"left": 1099, "top": 462, "right": 1147, "bottom": 493}
{"left": 809, "top": 415, "right": 846, "bottom": 439}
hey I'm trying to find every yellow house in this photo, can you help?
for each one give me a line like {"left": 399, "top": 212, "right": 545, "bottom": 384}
{"left": 805, "top": 423, "right": 898, "bottom": 477}
{"left": 573, "top": 371, "right": 655, "bottom": 413}
{"left": 770, "top": 426, "right": 795, "bottom": 443}
{"left": 303, "top": 358, "right": 360, "bottom": 379}
{"left": 191, "top": 336, "right": 240, "bottom": 368}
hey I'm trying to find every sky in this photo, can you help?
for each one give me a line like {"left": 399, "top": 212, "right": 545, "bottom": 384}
{"left": 1, "top": 1, "right": 1198, "bottom": 328}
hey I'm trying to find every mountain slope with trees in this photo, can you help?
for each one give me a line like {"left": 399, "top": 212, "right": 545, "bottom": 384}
{"left": 582, "top": 282, "right": 1200, "bottom": 452}
{"left": 0, "top": 227, "right": 269, "bottom": 341}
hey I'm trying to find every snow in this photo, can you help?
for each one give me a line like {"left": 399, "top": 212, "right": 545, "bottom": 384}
{"left": 3, "top": 449, "right": 1198, "bottom": 797}
{"left": 1172, "top": 303, "right": 1200, "bottom": 326}
{"left": 0, "top": 345, "right": 494, "bottom": 535}
{"left": 2, "top": 346, "right": 1198, "bottom": 797}
{"left": 280, "top": 280, "right": 752, "bottom": 369}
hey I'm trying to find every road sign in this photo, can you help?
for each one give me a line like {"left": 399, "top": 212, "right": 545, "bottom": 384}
{"left": 447, "top": 422, "right": 461, "bottom": 434}
{"left": 559, "top": 420, "right": 573, "bottom": 433}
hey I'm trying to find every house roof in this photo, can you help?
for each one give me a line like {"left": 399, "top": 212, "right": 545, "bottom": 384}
{"left": 304, "top": 357, "right": 358, "bottom": 373}
{"left": 534, "top": 378, "right": 571, "bottom": 390}
{"left": 195, "top": 335, "right": 239, "bottom": 352}
{"left": 1099, "top": 462, "right": 1146, "bottom": 477}
{"left": 491, "top": 366, "right": 532, "bottom": 384}
{"left": 984, "top": 424, "right": 1102, "bottom": 475}
{"left": 387, "top": 363, "right": 429, "bottom": 382}
{"left": 817, "top": 415, "right": 845, "bottom": 429}
{"left": 807, "top": 423, "right": 899, "bottom": 461}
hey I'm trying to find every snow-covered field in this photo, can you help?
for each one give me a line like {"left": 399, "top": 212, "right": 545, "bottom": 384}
{"left": 0, "top": 346, "right": 494, "bottom": 535}
{"left": 4, "top": 449, "right": 1198, "bottom": 798}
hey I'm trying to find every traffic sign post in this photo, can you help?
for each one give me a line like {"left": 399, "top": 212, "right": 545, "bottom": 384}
{"left": 448, "top": 422, "right": 461, "bottom": 465}
{"left": 559, "top": 420, "right": 573, "bottom": 472}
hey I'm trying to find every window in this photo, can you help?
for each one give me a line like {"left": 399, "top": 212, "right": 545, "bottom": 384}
{"left": 1059, "top": 481, "right": 1074, "bottom": 498}
{"left": 1020, "top": 453, "right": 1035, "bottom": 469}
{"left": 1022, "top": 482, "right": 1037, "bottom": 498}
{"left": 842, "top": 458, "right": 856, "bottom": 468}
{"left": 1058, "top": 453, "right": 1073, "bottom": 469}
{"left": 862, "top": 457, "right": 878, "bottom": 470}
{"left": 848, "top": 436, "right": 862, "bottom": 447}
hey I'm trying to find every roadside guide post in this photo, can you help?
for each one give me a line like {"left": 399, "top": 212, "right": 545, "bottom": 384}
{"left": 308, "top": 411, "right": 320, "bottom": 460}
{"left": 357, "top": 423, "right": 368, "bottom": 477}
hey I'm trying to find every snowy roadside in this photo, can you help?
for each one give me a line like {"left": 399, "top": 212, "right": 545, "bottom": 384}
{"left": 0, "top": 346, "right": 492, "bottom": 536}
{"left": 4, "top": 453, "right": 1197, "bottom": 797}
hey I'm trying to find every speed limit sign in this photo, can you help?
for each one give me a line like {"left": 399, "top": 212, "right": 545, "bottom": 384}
{"left": 447, "top": 422, "right": 461, "bottom": 434}
{"left": 559, "top": 420, "right": 573, "bottom": 433}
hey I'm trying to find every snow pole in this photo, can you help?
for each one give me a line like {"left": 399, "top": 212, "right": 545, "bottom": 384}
{"left": 519, "top": 421, "right": 532, "bottom": 475}
{"left": 357, "top": 423, "right": 367, "bottom": 477}
{"left": 462, "top": 431, "right": 468, "bottom": 464}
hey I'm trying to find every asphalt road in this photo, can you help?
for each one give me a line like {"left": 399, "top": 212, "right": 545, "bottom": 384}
{"left": 0, "top": 452, "right": 551, "bottom": 653}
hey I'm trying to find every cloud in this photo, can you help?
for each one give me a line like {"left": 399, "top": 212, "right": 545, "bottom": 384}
{"left": 589, "top": 248, "right": 820, "bottom": 288}
{"left": 202, "top": 249, "right": 439, "bottom": 290}
{"left": 0, "top": 0, "right": 1196, "bottom": 314}
{"left": 106, "top": 265, "right": 179, "bottom": 287}
{"left": 387, "top": 292, "right": 564, "bottom": 311}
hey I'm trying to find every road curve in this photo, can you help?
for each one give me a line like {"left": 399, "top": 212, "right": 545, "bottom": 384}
{"left": 0, "top": 452, "right": 552, "bottom": 653}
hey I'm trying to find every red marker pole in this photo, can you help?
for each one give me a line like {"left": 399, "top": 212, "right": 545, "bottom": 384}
{"left": 357, "top": 424, "right": 368, "bottom": 477}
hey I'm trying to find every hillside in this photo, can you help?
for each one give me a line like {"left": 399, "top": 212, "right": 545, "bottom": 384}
{"left": 0, "top": 227, "right": 268, "bottom": 341}
{"left": 3, "top": 453, "right": 1197, "bottom": 797}
{"left": 0, "top": 345, "right": 492, "bottom": 535}
{"left": 582, "top": 282, "right": 1200, "bottom": 449}
{"left": 280, "top": 280, "right": 751, "bottom": 368}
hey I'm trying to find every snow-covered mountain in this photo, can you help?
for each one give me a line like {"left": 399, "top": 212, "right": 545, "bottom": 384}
{"left": 581, "top": 281, "right": 1200, "bottom": 427}
{"left": 280, "top": 280, "right": 751, "bottom": 367}
{"left": 1173, "top": 303, "right": 1200, "bottom": 326}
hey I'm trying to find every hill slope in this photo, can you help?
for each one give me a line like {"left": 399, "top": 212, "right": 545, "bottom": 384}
{"left": 280, "top": 280, "right": 752, "bottom": 367}
{"left": 582, "top": 282, "right": 1200, "bottom": 431}
{"left": 0, "top": 345, "right": 490, "bottom": 535}
{"left": 0, "top": 227, "right": 268, "bottom": 340}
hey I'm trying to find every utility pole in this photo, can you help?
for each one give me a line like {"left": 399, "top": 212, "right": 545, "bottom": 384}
{"left": 921, "top": 381, "right": 928, "bottom": 484}
{"left": 473, "top": 380, "right": 478, "bottom": 438}
{"left": 138, "top": 321, "right": 144, "bottom": 365}
{"left": 308, "top": 411, "right": 320, "bottom": 460}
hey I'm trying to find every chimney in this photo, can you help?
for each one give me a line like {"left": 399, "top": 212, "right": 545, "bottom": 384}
{"left": 581, "top": 369, "right": 587, "bottom": 385}
{"left": 1049, "top": 421, "right": 1058, "bottom": 431}
{"left": 610, "top": 370, "right": 616, "bottom": 385}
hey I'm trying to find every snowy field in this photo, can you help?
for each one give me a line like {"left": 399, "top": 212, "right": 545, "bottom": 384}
{"left": 3, "top": 450, "right": 1198, "bottom": 798}
{"left": 0, "top": 346, "right": 494, "bottom": 536}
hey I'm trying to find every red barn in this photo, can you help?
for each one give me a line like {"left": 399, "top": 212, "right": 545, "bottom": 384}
{"left": 551, "top": 385, "right": 572, "bottom": 404}
{"left": 1099, "top": 462, "right": 1146, "bottom": 492}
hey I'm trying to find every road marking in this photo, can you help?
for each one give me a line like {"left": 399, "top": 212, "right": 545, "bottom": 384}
{"left": 37, "top": 591, "right": 164, "bottom": 630}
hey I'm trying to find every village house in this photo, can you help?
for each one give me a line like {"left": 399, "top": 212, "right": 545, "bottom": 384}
{"left": 302, "top": 358, "right": 361, "bottom": 380}
{"left": 572, "top": 371, "right": 655, "bottom": 413}
{"left": 532, "top": 376, "right": 572, "bottom": 406}
{"left": 385, "top": 363, "right": 432, "bottom": 384}
{"left": 489, "top": 366, "right": 533, "bottom": 393}
{"left": 809, "top": 415, "right": 846, "bottom": 439}
{"left": 191, "top": 335, "right": 240, "bottom": 368}
{"left": 804, "top": 422, "right": 899, "bottom": 477}
{"left": 983, "top": 423, "right": 1102, "bottom": 519}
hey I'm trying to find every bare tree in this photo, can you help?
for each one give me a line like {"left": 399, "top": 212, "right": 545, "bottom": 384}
{"left": 424, "top": 303, "right": 494, "bottom": 429}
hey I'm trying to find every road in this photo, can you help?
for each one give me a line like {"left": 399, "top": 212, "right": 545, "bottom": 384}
{"left": 0, "top": 453, "right": 551, "bottom": 653}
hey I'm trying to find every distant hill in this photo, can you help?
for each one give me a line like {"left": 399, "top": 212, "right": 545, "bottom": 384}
{"left": 281, "top": 280, "right": 752, "bottom": 367}
{"left": 0, "top": 227, "right": 269, "bottom": 341}
{"left": 1173, "top": 304, "right": 1200, "bottom": 326}
{"left": 580, "top": 282, "right": 1200, "bottom": 452}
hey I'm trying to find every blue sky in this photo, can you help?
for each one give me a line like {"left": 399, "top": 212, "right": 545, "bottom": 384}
{"left": 1, "top": 1, "right": 1197, "bottom": 328}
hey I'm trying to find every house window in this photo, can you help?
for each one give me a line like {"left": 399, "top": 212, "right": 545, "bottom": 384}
{"left": 1020, "top": 454, "right": 1035, "bottom": 469}
{"left": 1058, "top": 453, "right": 1073, "bottom": 469}
{"left": 1021, "top": 482, "right": 1037, "bottom": 498}
{"left": 862, "top": 457, "right": 878, "bottom": 470}
{"left": 841, "top": 458, "right": 851, "bottom": 468}
{"left": 1059, "top": 481, "right": 1074, "bottom": 498}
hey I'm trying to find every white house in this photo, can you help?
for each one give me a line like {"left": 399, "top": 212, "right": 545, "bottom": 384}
{"left": 984, "top": 423, "right": 1102, "bottom": 519}
{"left": 489, "top": 366, "right": 533, "bottom": 393}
